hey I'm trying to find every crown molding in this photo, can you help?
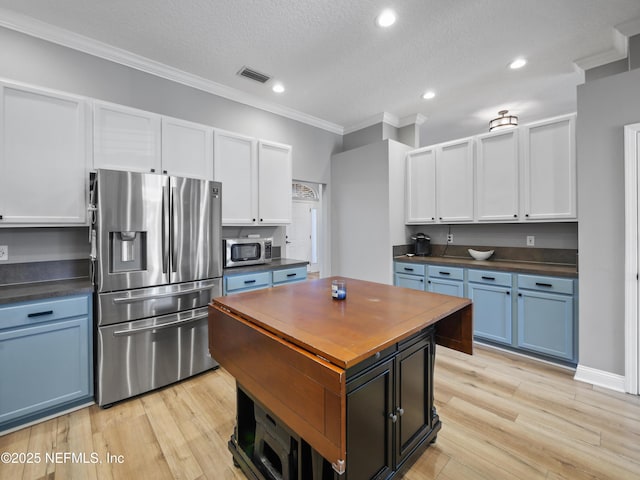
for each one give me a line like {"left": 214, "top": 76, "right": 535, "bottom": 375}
{"left": 0, "top": 8, "right": 344, "bottom": 135}
{"left": 399, "top": 114, "right": 427, "bottom": 127}
{"left": 344, "top": 111, "right": 427, "bottom": 134}
{"left": 573, "top": 19, "right": 636, "bottom": 72}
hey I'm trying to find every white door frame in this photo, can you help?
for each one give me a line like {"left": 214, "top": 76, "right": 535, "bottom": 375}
{"left": 624, "top": 122, "right": 640, "bottom": 394}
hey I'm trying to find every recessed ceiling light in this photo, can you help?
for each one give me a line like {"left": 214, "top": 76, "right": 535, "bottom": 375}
{"left": 422, "top": 90, "right": 436, "bottom": 100}
{"left": 509, "top": 58, "right": 527, "bottom": 69}
{"left": 272, "top": 83, "right": 285, "bottom": 93}
{"left": 376, "top": 9, "right": 396, "bottom": 27}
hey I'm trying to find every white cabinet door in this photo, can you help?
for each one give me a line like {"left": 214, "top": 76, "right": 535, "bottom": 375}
{"left": 93, "top": 101, "right": 161, "bottom": 173}
{"left": 214, "top": 130, "right": 256, "bottom": 225}
{"left": 161, "top": 116, "right": 213, "bottom": 180}
{"left": 522, "top": 114, "right": 576, "bottom": 220}
{"left": 476, "top": 129, "right": 519, "bottom": 221}
{"left": 258, "top": 140, "right": 292, "bottom": 224}
{"left": 436, "top": 138, "right": 474, "bottom": 222}
{"left": 405, "top": 147, "right": 436, "bottom": 224}
{"left": 0, "top": 83, "right": 87, "bottom": 225}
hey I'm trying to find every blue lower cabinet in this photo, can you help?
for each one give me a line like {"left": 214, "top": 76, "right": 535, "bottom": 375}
{"left": 272, "top": 266, "right": 307, "bottom": 286}
{"left": 517, "top": 286, "right": 574, "bottom": 361}
{"left": 469, "top": 282, "right": 512, "bottom": 345}
{"left": 427, "top": 266, "right": 464, "bottom": 297}
{"left": 0, "top": 294, "right": 93, "bottom": 431}
{"left": 395, "top": 272, "right": 426, "bottom": 291}
{"left": 394, "top": 262, "right": 426, "bottom": 291}
{"left": 224, "top": 271, "right": 272, "bottom": 295}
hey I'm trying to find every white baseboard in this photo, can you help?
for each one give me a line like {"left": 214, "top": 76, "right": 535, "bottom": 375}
{"left": 574, "top": 364, "right": 626, "bottom": 392}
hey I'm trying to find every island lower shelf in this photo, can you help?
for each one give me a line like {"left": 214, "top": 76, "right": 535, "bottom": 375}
{"left": 208, "top": 277, "right": 472, "bottom": 479}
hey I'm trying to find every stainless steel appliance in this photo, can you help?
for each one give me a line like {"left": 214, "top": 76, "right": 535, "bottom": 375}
{"left": 224, "top": 237, "right": 273, "bottom": 268}
{"left": 91, "top": 169, "right": 222, "bottom": 406}
{"left": 411, "top": 233, "right": 431, "bottom": 256}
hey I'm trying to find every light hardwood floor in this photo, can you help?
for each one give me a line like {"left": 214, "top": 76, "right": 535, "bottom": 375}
{"left": 1, "top": 345, "right": 639, "bottom": 479}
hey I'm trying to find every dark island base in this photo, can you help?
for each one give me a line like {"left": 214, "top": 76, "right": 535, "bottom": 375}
{"left": 228, "top": 385, "right": 441, "bottom": 480}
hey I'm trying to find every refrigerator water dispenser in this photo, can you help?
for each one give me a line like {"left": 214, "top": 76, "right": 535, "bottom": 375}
{"left": 110, "top": 231, "right": 147, "bottom": 272}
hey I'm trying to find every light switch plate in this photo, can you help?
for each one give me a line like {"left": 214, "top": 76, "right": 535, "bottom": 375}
{"left": 0, "top": 245, "right": 7, "bottom": 261}
{"left": 526, "top": 236, "right": 535, "bottom": 247}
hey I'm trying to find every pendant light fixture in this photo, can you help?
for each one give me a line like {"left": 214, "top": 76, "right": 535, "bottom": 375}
{"left": 489, "top": 110, "right": 518, "bottom": 131}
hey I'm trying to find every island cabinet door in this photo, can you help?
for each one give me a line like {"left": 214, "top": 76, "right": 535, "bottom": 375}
{"left": 346, "top": 359, "right": 394, "bottom": 480}
{"left": 395, "top": 334, "right": 433, "bottom": 467}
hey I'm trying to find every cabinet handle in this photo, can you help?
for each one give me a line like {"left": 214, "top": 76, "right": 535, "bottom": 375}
{"left": 244, "top": 279, "right": 257, "bottom": 284}
{"left": 28, "top": 310, "right": 54, "bottom": 318}
{"left": 518, "top": 293, "right": 522, "bottom": 297}
{"left": 404, "top": 267, "right": 414, "bottom": 272}
{"left": 396, "top": 407, "right": 404, "bottom": 416}
{"left": 286, "top": 273, "right": 297, "bottom": 277}
{"left": 388, "top": 413, "right": 398, "bottom": 423}
{"left": 535, "top": 282, "right": 553, "bottom": 288}
{"left": 420, "top": 279, "right": 424, "bottom": 282}
{"left": 513, "top": 214, "right": 517, "bottom": 218}
{"left": 163, "top": 170, "right": 168, "bottom": 174}
{"left": 481, "top": 276, "right": 495, "bottom": 281}
{"left": 506, "top": 291, "right": 510, "bottom": 295}
{"left": 0, "top": 215, "right": 3, "bottom": 220}
{"left": 150, "top": 168, "right": 156, "bottom": 173}
{"left": 525, "top": 214, "right": 529, "bottom": 217}
{"left": 439, "top": 271, "right": 450, "bottom": 275}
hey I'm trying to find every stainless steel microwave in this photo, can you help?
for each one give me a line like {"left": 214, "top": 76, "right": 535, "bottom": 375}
{"left": 223, "top": 237, "right": 273, "bottom": 267}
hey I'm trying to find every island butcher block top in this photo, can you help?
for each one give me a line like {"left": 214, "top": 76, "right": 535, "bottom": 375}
{"left": 208, "top": 277, "right": 472, "bottom": 475}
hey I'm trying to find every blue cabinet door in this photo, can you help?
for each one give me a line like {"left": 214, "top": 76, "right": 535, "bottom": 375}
{"left": 395, "top": 273, "right": 426, "bottom": 291}
{"left": 428, "top": 278, "right": 464, "bottom": 297}
{"left": 468, "top": 283, "right": 512, "bottom": 344}
{"left": 517, "top": 290, "right": 574, "bottom": 361}
{"left": 0, "top": 294, "right": 92, "bottom": 430}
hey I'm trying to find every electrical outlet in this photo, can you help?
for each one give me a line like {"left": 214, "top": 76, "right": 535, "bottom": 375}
{"left": 0, "top": 245, "right": 7, "bottom": 261}
{"left": 526, "top": 236, "right": 535, "bottom": 247}
{"left": 447, "top": 233, "right": 454, "bottom": 243}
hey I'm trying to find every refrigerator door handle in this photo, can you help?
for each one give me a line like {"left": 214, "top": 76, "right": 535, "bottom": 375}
{"left": 112, "top": 312, "right": 208, "bottom": 336}
{"left": 171, "top": 185, "right": 178, "bottom": 273}
{"left": 111, "top": 285, "right": 216, "bottom": 304}
{"left": 162, "top": 184, "right": 170, "bottom": 273}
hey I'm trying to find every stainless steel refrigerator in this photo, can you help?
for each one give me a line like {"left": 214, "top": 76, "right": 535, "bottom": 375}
{"left": 91, "top": 169, "right": 222, "bottom": 406}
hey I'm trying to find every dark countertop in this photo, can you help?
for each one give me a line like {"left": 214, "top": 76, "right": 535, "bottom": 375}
{"left": 0, "top": 278, "right": 94, "bottom": 306}
{"left": 394, "top": 255, "right": 578, "bottom": 278}
{"left": 223, "top": 258, "right": 309, "bottom": 275}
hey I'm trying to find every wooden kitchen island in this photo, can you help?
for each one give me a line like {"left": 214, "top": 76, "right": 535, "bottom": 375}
{"left": 208, "top": 277, "right": 472, "bottom": 480}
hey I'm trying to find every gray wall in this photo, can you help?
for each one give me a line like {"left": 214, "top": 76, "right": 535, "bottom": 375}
{"left": 406, "top": 223, "right": 578, "bottom": 250}
{"left": 0, "top": 26, "right": 341, "bottom": 264}
{"left": 577, "top": 66, "right": 640, "bottom": 376}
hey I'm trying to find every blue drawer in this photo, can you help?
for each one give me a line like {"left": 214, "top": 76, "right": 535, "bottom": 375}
{"left": 517, "top": 274, "right": 574, "bottom": 295}
{"left": 394, "top": 262, "right": 426, "bottom": 276}
{"left": 273, "top": 266, "right": 307, "bottom": 285}
{"left": 468, "top": 269, "right": 512, "bottom": 287}
{"left": 427, "top": 265, "right": 464, "bottom": 281}
{"left": 0, "top": 295, "right": 89, "bottom": 331}
{"left": 225, "top": 271, "right": 271, "bottom": 293}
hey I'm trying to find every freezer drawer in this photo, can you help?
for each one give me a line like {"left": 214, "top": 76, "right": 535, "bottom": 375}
{"left": 96, "top": 306, "right": 217, "bottom": 406}
{"left": 97, "top": 278, "right": 221, "bottom": 326}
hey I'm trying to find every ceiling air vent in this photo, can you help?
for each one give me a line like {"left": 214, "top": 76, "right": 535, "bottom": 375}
{"left": 237, "top": 66, "right": 271, "bottom": 84}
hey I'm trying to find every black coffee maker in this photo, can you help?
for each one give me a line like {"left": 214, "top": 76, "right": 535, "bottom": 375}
{"left": 411, "top": 233, "right": 431, "bottom": 256}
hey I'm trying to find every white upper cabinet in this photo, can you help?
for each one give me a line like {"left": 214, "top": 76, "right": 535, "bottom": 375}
{"left": 214, "top": 132, "right": 292, "bottom": 226}
{"left": 0, "top": 82, "right": 88, "bottom": 226}
{"left": 521, "top": 114, "right": 576, "bottom": 220}
{"left": 93, "top": 100, "right": 162, "bottom": 173}
{"left": 405, "top": 147, "right": 436, "bottom": 224}
{"left": 214, "top": 130, "right": 257, "bottom": 225}
{"left": 257, "top": 140, "right": 293, "bottom": 225}
{"left": 476, "top": 129, "right": 519, "bottom": 221}
{"left": 161, "top": 116, "right": 213, "bottom": 180}
{"left": 436, "top": 138, "right": 474, "bottom": 222}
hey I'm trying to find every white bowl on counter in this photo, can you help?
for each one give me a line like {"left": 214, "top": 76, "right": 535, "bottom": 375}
{"left": 468, "top": 249, "right": 494, "bottom": 261}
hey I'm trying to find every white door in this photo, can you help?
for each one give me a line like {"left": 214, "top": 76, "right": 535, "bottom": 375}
{"left": 258, "top": 140, "right": 292, "bottom": 224}
{"left": 161, "top": 116, "right": 213, "bottom": 180}
{"left": 436, "top": 138, "right": 474, "bottom": 222}
{"left": 624, "top": 122, "right": 640, "bottom": 395}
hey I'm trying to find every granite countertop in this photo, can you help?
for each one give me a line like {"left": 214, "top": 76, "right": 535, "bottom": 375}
{"left": 394, "top": 254, "right": 578, "bottom": 278}
{"left": 223, "top": 258, "right": 309, "bottom": 275}
{"left": 0, "top": 278, "right": 94, "bottom": 306}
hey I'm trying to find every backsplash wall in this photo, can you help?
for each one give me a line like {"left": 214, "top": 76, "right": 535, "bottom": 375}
{"left": 405, "top": 222, "right": 578, "bottom": 250}
{"left": 0, "top": 227, "right": 90, "bottom": 264}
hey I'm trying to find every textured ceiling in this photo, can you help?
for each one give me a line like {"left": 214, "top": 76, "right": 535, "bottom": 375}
{"left": 0, "top": 0, "right": 639, "bottom": 143}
